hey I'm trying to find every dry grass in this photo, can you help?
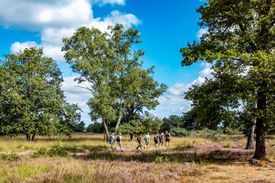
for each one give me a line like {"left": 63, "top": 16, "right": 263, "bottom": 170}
{"left": 0, "top": 133, "right": 274, "bottom": 183}
{"left": 0, "top": 158, "right": 203, "bottom": 183}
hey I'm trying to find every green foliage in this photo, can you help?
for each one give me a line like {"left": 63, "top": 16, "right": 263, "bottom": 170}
{"left": 48, "top": 145, "right": 68, "bottom": 157}
{"left": 62, "top": 24, "right": 167, "bottom": 135}
{"left": 74, "top": 121, "right": 86, "bottom": 133}
{"left": 86, "top": 122, "right": 103, "bottom": 133}
{"left": 180, "top": 0, "right": 275, "bottom": 159}
{"left": 161, "top": 115, "right": 183, "bottom": 132}
{"left": 223, "top": 142, "right": 232, "bottom": 148}
{"left": 0, "top": 48, "right": 64, "bottom": 139}
{"left": 0, "top": 48, "right": 81, "bottom": 140}
{"left": 119, "top": 112, "right": 162, "bottom": 134}
{"left": 0, "top": 153, "right": 20, "bottom": 161}
{"left": 170, "top": 127, "right": 189, "bottom": 137}
{"left": 59, "top": 103, "right": 82, "bottom": 137}
{"left": 154, "top": 156, "right": 170, "bottom": 164}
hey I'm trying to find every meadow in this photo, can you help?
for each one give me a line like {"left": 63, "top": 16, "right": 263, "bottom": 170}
{"left": 0, "top": 133, "right": 274, "bottom": 183}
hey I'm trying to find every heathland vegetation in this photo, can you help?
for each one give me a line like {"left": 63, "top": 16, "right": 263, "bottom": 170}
{"left": 0, "top": 0, "right": 274, "bottom": 182}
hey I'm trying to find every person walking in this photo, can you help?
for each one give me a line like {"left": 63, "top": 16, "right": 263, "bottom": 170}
{"left": 154, "top": 133, "right": 159, "bottom": 149}
{"left": 144, "top": 132, "right": 150, "bottom": 150}
{"left": 136, "top": 134, "right": 143, "bottom": 152}
{"left": 116, "top": 133, "right": 122, "bottom": 151}
{"left": 109, "top": 133, "right": 115, "bottom": 150}
{"left": 158, "top": 132, "right": 164, "bottom": 148}
{"left": 165, "top": 131, "right": 171, "bottom": 147}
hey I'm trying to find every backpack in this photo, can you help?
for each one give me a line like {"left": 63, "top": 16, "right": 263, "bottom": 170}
{"left": 116, "top": 135, "right": 121, "bottom": 142}
{"left": 154, "top": 135, "right": 158, "bottom": 142}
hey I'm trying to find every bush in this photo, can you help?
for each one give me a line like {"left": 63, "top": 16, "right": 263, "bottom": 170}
{"left": 170, "top": 127, "right": 189, "bottom": 136}
{"left": 48, "top": 145, "right": 68, "bottom": 157}
{"left": 0, "top": 153, "right": 20, "bottom": 161}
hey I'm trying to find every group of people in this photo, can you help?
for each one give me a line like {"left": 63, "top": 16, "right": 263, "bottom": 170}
{"left": 108, "top": 133, "right": 123, "bottom": 151}
{"left": 108, "top": 131, "right": 171, "bottom": 152}
{"left": 137, "top": 131, "right": 171, "bottom": 151}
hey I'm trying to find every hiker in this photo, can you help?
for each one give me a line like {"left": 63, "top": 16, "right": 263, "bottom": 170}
{"left": 158, "top": 132, "right": 164, "bottom": 148}
{"left": 116, "top": 133, "right": 122, "bottom": 151}
{"left": 130, "top": 133, "right": 134, "bottom": 141}
{"left": 154, "top": 133, "right": 159, "bottom": 149}
{"left": 136, "top": 134, "right": 143, "bottom": 152}
{"left": 144, "top": 132, "right": 150, "bottom": 149}
{"left": 165, "top": 131, "right": 171, "bottom": 147}
{"left": 109, "top": 133, "right": 115, "bottom": 150}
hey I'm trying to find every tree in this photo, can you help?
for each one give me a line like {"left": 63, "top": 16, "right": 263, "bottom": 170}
{"left": 180, "top": 0, "right": 275, "bottom": 160}
{"left": 62, "top": 24, "right": 166, "bottom": 137}
{"left": 119, "top": 112, "right": 162, "bottom": 135}
{"left": 86, "top": 122, "right": 104, "bottom": 133}
{"left": 182, "top": 110, "right": 198, "bottom": 131}
{"left": 0, "top": 48, "right": 64, "bottom": 140}
{"left": 58, "top": 103, "right": 81, "bottom": 137}
{"left": 160, "top": 115, "right": 183, "bottom": 132}
{"left": 185, "top": 78, "right": 240, "bottom": 132}
{"left": 74, "top": 121, "right": 86, "bottom": 133}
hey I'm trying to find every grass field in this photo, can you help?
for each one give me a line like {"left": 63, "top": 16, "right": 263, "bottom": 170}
{"left": 0, "top": 133, "right": 274, "bottom": 183}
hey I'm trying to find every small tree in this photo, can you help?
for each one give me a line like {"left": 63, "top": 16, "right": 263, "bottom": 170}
{"left": 58, "top": 103, "right": 81, "bottom": 137}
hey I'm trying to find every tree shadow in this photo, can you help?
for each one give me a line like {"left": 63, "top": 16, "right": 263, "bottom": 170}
{"left": 77, "top": 148, "right": 254, "bottom": 164}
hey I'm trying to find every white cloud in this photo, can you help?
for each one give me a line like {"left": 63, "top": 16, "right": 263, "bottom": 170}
{"left": 7, "top": 1, "right": 140, "bottom": 61}
{"left": 152, "top": 63, "right": 213, "bottom": 118}
{"left": 10, "top": 41, "right": 38, "bottom": 53}
{"left": 93, "top": 0, "right": 125, "bottom": 6}
{"left": 62, "top": 77, "right": 92, "bottom": 124}
{"left": 0, "top": 0, "right": 92, "bottom": 31}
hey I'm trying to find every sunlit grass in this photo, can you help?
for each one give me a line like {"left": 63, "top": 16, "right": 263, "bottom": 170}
{"left": 0, "top": 133, "right": 274, "bottom": 182}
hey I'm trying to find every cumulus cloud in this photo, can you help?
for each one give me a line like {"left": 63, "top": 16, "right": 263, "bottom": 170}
{"left": 62, "top": 77, "right": 92, "bottom": 124}
{"left": 152, "top": 63, "right": 213, "bottom": 118}
{"left": 7, "top": 0, "right": 140, "bottom": 61}
{"left": 0, "top": 0, "right": 92, "bottom": 31}
{"left": 93, "top": 0, "right": 125, "bottom": 6}
{"left": 10, "top": 41, "right": 38, "bottom": 53}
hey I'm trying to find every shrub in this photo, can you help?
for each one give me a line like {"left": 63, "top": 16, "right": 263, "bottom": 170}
{"left": 48, "top": 145, "right": 68, "bottom": 157}
{"left": 32, "top": 148, "right": 48, "bottom": 158}
{"left": 223, "top": 142, "right": 232, "bottom": 148}
{"left": 154, "top": 156, "right": 170, "bottom": 163}
{"left": 170, "top": 127, "right": 189, "bottom": 136}
{"left": 0, "top": 153, "right": 20, "bottom": 161}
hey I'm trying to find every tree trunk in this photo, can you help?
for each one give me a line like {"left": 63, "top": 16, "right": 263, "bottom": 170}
{"left": 26, "top": 134, "right": 30, "bottom": 141}
{"left": 102, "top": 118, "right": 109, "bottom": 142}
{"left": 246, "top": 120, "right": 256, "bottom": 149}
{"left": 31, "top": 133, "right": 36, "bottom": 141}
{"left": 253, "top": 117, "right": 266, "bottom": 160}
{"left": 114, "top": 115, "right": 122, "bottom": 134}
{"left": 252, "top": 91, "right": 266, "bottom": 160}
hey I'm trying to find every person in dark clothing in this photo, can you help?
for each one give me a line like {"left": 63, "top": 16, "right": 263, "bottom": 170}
{"left": 136, "top": 134, "right": 143, "bottom": 151}
{"left": 116, "top": 133, "right": 122, "bottom": 151}
{"left": 154, "top": 133, "right": 159, "bottom": 149}
{"left": 165, "top": 131, "right": 171, "bottom": 147}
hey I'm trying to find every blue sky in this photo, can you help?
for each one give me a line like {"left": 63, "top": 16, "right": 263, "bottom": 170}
{"left": 0, "top": 0, "right": 211, "bottom": 124}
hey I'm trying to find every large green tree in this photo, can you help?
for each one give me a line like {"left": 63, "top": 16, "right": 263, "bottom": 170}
{"left": 180, "top": 0, "right": 275, "bottom": 160}
{"left": 0, "top": 48, "right": 64, "bottom": 140}
{"left": 62, "top": 24, "right": 166, "bottom": 137}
